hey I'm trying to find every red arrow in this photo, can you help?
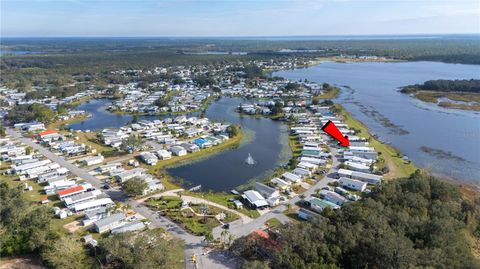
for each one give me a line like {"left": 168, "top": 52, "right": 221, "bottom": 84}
{"left": 321, "top": 120, "right": 350, "bottom": 147}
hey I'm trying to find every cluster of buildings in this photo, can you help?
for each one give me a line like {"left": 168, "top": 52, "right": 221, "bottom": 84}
{"left": 0, "top": 86, "right": 94, "bottom": 115}
{"left": 292, "top": 106, "right": 384, "bottom": 220}
{"left": 1, "top": 134, "right": 149, "bottom": 248}
{"left": 34, "top": 129, "right": 91, "bottom": 157}
{"left": 96, "top": 163, "right": 164, "bottom": 196}
{"left": 110, "top": 82, "right": 213, "bottom": 114}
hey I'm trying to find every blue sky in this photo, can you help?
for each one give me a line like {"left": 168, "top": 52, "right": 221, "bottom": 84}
{"left": 1, "top": 0, "right": 479, "bottom": 37}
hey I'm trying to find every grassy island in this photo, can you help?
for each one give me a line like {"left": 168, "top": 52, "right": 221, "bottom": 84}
{"left": 401, "top": 79, "right": 480, "bottom": 111}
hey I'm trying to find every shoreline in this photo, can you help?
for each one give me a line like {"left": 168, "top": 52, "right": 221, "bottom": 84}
{"left": 402, "top": 90, "right": 480, "bottom": 112}
{"left": 145, "top": 129, "right": 245, "bottom": 186}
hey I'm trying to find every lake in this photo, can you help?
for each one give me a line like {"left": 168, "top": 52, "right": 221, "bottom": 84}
{"left": 167, "top": 97, "right": 291, "bottom": 191}
{"left": 68, "top": 99, "right": 164, "bottom": 131}
{"left": 68, "top": 97, "right": 291, "bottom": 191}
{"left": 274, "top": 61, "right": 480, "bottom": 185}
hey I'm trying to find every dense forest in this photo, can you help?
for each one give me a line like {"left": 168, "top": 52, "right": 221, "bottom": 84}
{"left": 401, "top": 79, "right": 480, "bottom": 94}
{"left": 5, "top": 103, "right": 57, "bottom": 124}
{"left": 1, "top": 36, "right": 479, "bottom": 92}
{"left": 0, "top": 181, "right": 184, "bottom": 269}
{"left": 232, "top": 171, "right": 480, "bottom": 269}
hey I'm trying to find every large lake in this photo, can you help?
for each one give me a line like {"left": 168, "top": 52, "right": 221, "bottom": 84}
{"left": 274, "top": 61, "right": 480, "bottom": 185}
{"left": 69, "top": 97, "right": 291, "bottom": 191}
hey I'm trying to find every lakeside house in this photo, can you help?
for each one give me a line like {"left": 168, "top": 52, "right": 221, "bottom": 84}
{"left": 242, "top": 190, "right": 269, "bottom": 209}
{"left": 339, "top": 177, "right": 367, "bottom": 192}
{"left": 170, "top": 146, "right": 187, "bottom": 156}
{"left": 337, "top": 168, "right": 382, "bottom": 185}
{"left": 155, "top": 149, "right": 172, "bottom": 160}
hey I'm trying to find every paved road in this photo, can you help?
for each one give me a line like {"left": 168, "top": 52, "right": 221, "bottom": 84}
{"left": 7, "top": 128, "right": 237, "bottom": 269}
{"left": 8, "top": 127, "right": 339, "bottom": 268}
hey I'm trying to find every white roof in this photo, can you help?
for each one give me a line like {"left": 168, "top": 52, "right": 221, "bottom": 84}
{"left": 243, "top": 190, "right": 268, "bottom": 207}
{"left": 282, "top": 172, "right": 301, "bottom": 183}
{"left": 74, "top": 198, "right": 114, "bottom": 212}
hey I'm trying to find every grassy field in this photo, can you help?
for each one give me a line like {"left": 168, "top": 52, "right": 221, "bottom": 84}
{"left": 265, "top": 218, "right": 283, "bottom": 228}
{"left": 146, "top": 195, "right": 239, "bottom": 235}
{"left": 185, "top": 191, "right": 261, "bottom": 218}
{"left": 74, "top": 132, "right": 118, "bottom": 155}
{"left": 315, "top": 87, "right": 340, "bottom": 100}
{"left": 334, "top": 104, "right": 417, "bottom": 179}
{"left": 46, "top": 115, "right": 88, "bottom": 130}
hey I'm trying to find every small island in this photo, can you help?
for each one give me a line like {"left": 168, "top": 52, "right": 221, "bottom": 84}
{"left": 400, "top": 79, "right": 480, "bottom": 111}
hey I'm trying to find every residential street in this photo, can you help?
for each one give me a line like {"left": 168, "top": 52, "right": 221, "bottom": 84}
{"left": 7, "top": 127, "right": 339, "bottom": 269}
{"left": 7, "top": 128, "right": 235, "bottom": 269}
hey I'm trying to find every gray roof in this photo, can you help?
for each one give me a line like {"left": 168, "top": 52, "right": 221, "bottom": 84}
{"left": 93, "top": 213, "right": 125, "bottom": 228}
{"left": 254, "top": 182, "right": 277, "bottom": 197}
{"left": 111, "top": 221, "right": 146, "bottom": 234}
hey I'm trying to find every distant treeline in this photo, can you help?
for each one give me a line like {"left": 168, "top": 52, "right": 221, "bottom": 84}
{"left": 1, "top": 37, "right": 479, "bottom": 93}
{"left": 401, "top": 79, "right": 480, "bottom": 94}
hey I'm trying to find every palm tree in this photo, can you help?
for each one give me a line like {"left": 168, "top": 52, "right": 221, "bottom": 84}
{"left": 220, "top": 230, "right": 230, "bottom": 248}
{"left": 203, "top": 231, "right": 214, "bottom": 244}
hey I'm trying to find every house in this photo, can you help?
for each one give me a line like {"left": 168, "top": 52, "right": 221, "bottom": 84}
{"left": 254, "top": 182, "right": 281, "bottom": 206}
{"left": 298, "top": 157, "right": 326, "bottom": 165}
{"left": 297, "top": 161, "right": 318, "bottom": 171}
{"left": 254, "top": 182, "right": 279, "bottom": 199}
{"left": 143, "top": 180, "right": 164, "bottom": 195}
{"left": 193, "top": 138, "right": 212, "bottom": 148}
{"left": 233, "top": 200, "right": 243, "bottom": 209}
{"left": 242, "top": 190, "right": 269, "bottom": 209}
{"left": 292, "top": 167, "right": 311, "bottom": 178}
{"left": 337, "top": 168, "right": 382, "bottom": 185}
{"left": 97, "top": 162, "right": 122, "bottom": 174}
{"left": 140, "top": 152, "right": 158, "bottom": 165}
{"left": 170, "top": 146, "right": 187, "bottom": 156}
{"left": 64, "top": 190, "right": 103, "bottom": 207}
{"left": 36, "top": 130, "right": 60, "bottom": 141}
{"left": 282, "top": 172, "right": 302, "bottom": 183}
{"left": 92, "top": 213, "right": 126, "bottom": 233}
{"left": 308, "top": 197, "right": 340, "bottom": 213}
{"left": 180, "top": 143, "right": 200, "bottom": 153}
{"left": 298, "top": 208, "right": 318, "bottom": 220}
{"left": 57, "top": 184, "right": 89, "bottom": 200}
{"left": 83, "top": 155, "right": 104, "bottom": 166}
{"left": 155, "top": 149, "right": 172, "bottom": 160}
{"left": 82, "top": 208, "right": 109, "bottom": 226}
{"left": 339, "top": 177, "right": 367, "bottom": 192}
{"left": 115, "top": 168, "right": 145, "bottom": 182}
{"left": 73, "top": 198, "right": 114, "bottom": 213}
{"left": 270, "top": 177, "right": 290, "bottom": 190}
{"left": 344, "top": 161, "right": 370, "bottom": 173}
{"left": 319, "top": 190, "right": 348, "bottom": 205}
{"left": 111, "top": 221, "right": 146, "bottom": 234}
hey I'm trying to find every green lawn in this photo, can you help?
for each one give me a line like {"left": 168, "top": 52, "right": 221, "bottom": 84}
{"left": 146, "top": 196, "right": 240, "bottom": 235}
{"left": 265, "top": 218, "right": 283, "bottom": 228}
{"left": 185, "top": 191, "right": 261, "bottom": 218}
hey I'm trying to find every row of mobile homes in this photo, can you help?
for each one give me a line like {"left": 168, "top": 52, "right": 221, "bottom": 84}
{"left": 337, "top": 168, "right": 382, "bottom": 185}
